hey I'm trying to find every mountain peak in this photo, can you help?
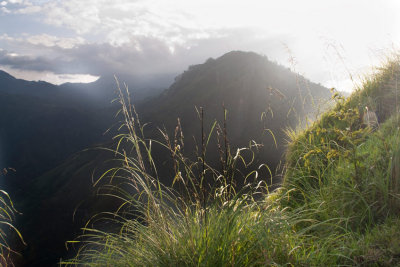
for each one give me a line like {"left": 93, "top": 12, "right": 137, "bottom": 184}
{"left": 168, "top": 50, "right": 290, "bottom": 98}
{"left": 146, "top": 50, "right": 330, "bottom": 133}
{"left": 0, "top": 70, "right": 16, "bottom": 81}
{"left": 218, "top": 50, "right": 266, "bottom": 60}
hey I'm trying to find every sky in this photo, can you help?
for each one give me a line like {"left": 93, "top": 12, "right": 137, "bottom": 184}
{"left": 0, "top": 0, "right": 399, "bottom": 92}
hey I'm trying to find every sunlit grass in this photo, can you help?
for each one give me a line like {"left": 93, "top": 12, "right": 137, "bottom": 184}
{"left": 0, "top": 169, "right": 25, "bottom": 266}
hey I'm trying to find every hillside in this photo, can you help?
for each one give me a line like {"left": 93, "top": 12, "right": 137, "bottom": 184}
{"left": 63, "top": 56, "right": 400, "bottom": 266}
{"left": 0, "top": 69, "right": 172, "bottom": 186}
{"left": 139, "top": 51, "right": 330, "bottom": 184}
{"left": 6, "top": 51, "right": 331, "bottom": 266}
{"left": 0, "top": 70, "right": 171, "bottom": 266}
{"left": 0, "top": 70, "right": 59, "bottom": 100}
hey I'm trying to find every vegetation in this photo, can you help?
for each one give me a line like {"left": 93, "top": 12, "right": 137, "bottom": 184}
{"left": 63, "top": 55, "right": 400, "bottom": 266}
{"left": 0, "top": 168, "right": 24, "bottom": 266}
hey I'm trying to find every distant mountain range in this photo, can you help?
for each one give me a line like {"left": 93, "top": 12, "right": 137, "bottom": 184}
{"left": 0, "top": 51, "right": 331, "bottom": 266}
{"left": 0, "top": 69, "right": 173, "bottom": 265}
{"left": 0, "top": 69, "right": 172, "bottom": 188}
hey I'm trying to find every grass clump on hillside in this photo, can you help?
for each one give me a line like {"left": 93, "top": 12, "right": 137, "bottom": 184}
{"left": 64, "top": 56, "right": 400, "bottom": 266}
{"left": 0, "top": 169, "right": 24, "bottom": 266}
{"left": 63, "top": 82, "right": 305, "bottom": 266}
{"left": 280, "top": 55, "right": 400, "bottom": 265}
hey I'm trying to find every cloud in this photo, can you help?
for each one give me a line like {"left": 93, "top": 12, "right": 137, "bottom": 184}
{"left": 0, "top": 37, "right": 174, "bottom": 77}
{"left": 0, "top": 49, "right": 57, "bottom": 72}
{"left": 0, "top": 64, "right": 99, "bottom": 84}
{"left": 1, "top": 0, "right": 399, "bottom": 92}
{"left": 16, "top": 4, "right": 41, "bottom": 14}
{"left": 0, "top": 0, "right": 37, "bottom": 14}
{"left": 0, "top": 30, "right": 289, "bottom": 78}
{"left": 0, "top": 28, "right": 360, "bottom": 91}
{"left": 22, "top": 0, "right": 229, "bottom": 46}
{"left": 1, "top": 6, "right": 9, "bottom": 12}
{"left": 26, "top": 34, "right": 85, "bottom": 49}
{"left": 0, "top": 33, "right": 85, "bottom": 49}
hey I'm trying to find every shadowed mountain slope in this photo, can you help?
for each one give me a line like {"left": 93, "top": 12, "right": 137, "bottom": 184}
{"left": 139, "top": 51, "right": 331, "bottom": 181}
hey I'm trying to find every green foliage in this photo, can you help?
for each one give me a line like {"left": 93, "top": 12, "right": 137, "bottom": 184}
{"left": 349, "top": 217, "right": 400, "bottom": 265}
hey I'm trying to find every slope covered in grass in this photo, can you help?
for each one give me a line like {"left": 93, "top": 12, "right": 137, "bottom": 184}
{"left": 64, "top": 56, "right": 400, "bottom": 266}
{"left": 278, "top": 55, "right": 400, "bottom": 265}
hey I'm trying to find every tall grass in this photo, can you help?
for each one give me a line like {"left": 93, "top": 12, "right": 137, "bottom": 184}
{"left": 64, "top": 56, "right": 400, "bottom": 266}
{"left": 280, "top": 56, "right": 400, "bottom": 265}
{"left": 0, "top": 168, "right": 24, "bottom": 266}
{"left": 64, "top": 80, "right": 335, "bottom": 266}
{"left": 62, "top": 81, "right": 281, "bottom": 266}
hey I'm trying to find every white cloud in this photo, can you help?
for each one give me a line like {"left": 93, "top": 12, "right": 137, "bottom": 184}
{"left": 39, "top": 0, "right": 224, "bottom": 46}
{"left": 0, "top": 34, "right": 15, "bottom": 41}
{"left": 26, "top": 34, "right": 85, "bottom": 48}
{"left": 1, "top": 6, "right": 10, "bottom": 13}
{"left": 0, "top": 1, "right": 7, "bottom": 6}
{"left": 0, "top": 33, "right": 86, "bottom": 52}
{"left": 16, "top": 4, "right": 41, "bottom": 13}
{"left": 42, "top": 1, "right": 102, "bottom": 35}
{"left": 7, "top": 0, "right": 400, "bottom": 51}
{"left": 0, "top": 65, "right": 99, "bottom": 84}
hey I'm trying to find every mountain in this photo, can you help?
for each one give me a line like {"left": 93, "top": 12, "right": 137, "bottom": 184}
{"left": 0, "top": 70, "right": 57, "bottom": 98}
{"left": 139, "top": 51, "right": 330, "bottom": 183}
{"left": 0, "top": 69, "right": 173, "bottom": 265}
{"left": 1, "top": 51, "right": 331, "bottom": 265}
{"left": 0, "top": 70, "right": 174, "bottom": 189}
{"left": 58, "top": 72, "right": 173, "bottom": 106}
{"left": 0, "top": 79, "right": 111, "bottom": 192}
